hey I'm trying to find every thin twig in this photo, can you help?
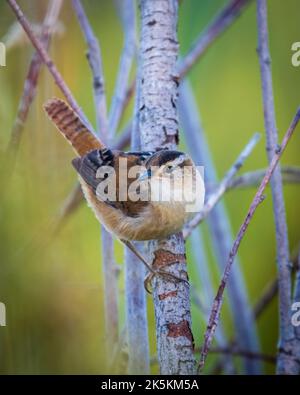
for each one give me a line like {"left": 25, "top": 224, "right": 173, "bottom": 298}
{"left": 257, "top": 0, "right": 293, "bottom": 375}
{"left": 253, "top": 279, "right": 278, "bottom": 320}
{"left": 72, "top": 0, "right": 108, "bottom": 140}
{"left": 211, "top": 249, "right": 300, "bottom": 374}
{"left": 178, "top": 0, "right": 252, "bottom": 79}
{"left": 183, "top": 133, "right": 260, "bottom": 239}
{"left": 109, "top": 0, "right": 136, "bottom": 138}
{"left": 199, "top": 107, "right": 300, "bottom": 372}
{"left": 207, "top": 346, "right": 276, "bottom": 364}
{"left": 190, "top": 231, "right": 236, "bottom": 374}
{"left": 7, "top": 0, "right": 94, "bottom": 133}
{"left": 228, "top": 166, "right": 300, "bottom": 190}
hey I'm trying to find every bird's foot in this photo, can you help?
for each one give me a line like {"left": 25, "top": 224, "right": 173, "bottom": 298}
{"left": 144, "top": 269, "right": 189, "bottom": 294}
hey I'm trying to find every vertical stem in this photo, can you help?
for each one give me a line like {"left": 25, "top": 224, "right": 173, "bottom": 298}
{"left": 138, "top": 0, "right": 196, "bottom": 374}
{"left": 179, "top": 79, "right": 261, "bottom": 374}
{"left": 72, "top": 0, "right": 119, "bottom": 360}
{"left": 109, "top": 0, "right": 136, "bottom": 138}
{"left": 124, "top": 12, "right": 150, "bottom": 371}
{"left": 256, "top": 0, "right": 293, "bottom": 374}
{"left": 101, "top": 231, "right": 119, "bottom": 354}
{"left": 125, "top": 245, "right": 150, "bottom": 374}
{"left": 72, "top": 0, "right": 108, "bottom": 140}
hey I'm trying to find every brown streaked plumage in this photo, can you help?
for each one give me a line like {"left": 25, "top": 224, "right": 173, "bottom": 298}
{"left": 44, "top": 98, "right": 200, "bottom": 289}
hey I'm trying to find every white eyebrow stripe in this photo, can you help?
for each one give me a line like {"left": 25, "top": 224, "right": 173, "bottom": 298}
{"left": 171, "top": 154, "right": 189, "bottom": 167}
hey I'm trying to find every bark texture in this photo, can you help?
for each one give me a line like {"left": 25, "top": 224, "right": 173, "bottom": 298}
{"left": 138, "top": 0, "right": 196, "bottom": 374}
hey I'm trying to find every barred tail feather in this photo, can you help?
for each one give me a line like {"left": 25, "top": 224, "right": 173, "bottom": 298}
{"left": 44, "top": 98, "right": 105, "bottom": 156}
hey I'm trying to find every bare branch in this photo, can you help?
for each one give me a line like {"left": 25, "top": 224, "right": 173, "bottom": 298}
{"left": 122, "top": 0, "right": 150, "bottom": 374}
{"left": 208, "top": 346, "right": 276, "bottom": 364}
{"left": 228, "top": 166, "right": 300, "bottom": 190}
{"left": 256, "top": 0, "right": 293, "bottom": 374}
{"left": 199, "top": 107, "right": 300, "bottom": 372}
{"left": 109, "top": 0, "right": 136, "bottom": 138}
{"left": 178, "top": 0, "right": 252, "bottom": 79}
{"left": 183, "top": 133, "right": 260, "bottom": 239}
{"left": 190, "top": 231, "right": 235, "bottom": 374}
{"left": 71, "top": 0, "right": 119, "bottom": 360}
{"left": 7, "top": 0, "right": 94, "bottom": 132}
{"left": 72, "top": 0, "right": 108, "bottom": 140}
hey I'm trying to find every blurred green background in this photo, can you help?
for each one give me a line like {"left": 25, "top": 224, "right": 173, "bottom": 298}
{"left": 0, "top": 0, "right": 300, "bottom": 374}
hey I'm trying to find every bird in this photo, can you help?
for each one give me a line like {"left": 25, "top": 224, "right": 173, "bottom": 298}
{"left": 44, "top": 98, "right": 204, "bottom": 290}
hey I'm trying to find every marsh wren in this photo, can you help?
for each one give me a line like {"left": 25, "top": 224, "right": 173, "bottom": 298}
{"left": 44, "top": 98, "right": 204, "bottom": 290}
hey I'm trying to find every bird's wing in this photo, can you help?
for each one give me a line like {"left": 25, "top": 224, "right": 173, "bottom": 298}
{"left": 72, "top": 149, "right": 153, "bottom": 217}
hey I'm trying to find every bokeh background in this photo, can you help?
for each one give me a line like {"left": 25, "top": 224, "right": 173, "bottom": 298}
{"left": 0, "top": 0, "right": 300, "bottom": 374}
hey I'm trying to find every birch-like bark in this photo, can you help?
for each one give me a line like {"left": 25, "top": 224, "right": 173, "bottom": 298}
{"left": 256, "top": 0, "right": 293, "bottom": 374}
{"left": 138, "top": 0, "right": 196, "bottom": 374}
{"left": 179, "top": 79, "right": 261, "bottom": 374}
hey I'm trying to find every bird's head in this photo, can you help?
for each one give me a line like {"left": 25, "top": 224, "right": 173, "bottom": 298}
{"left": 139, "top": 150, "right": 193, "bottom": 182}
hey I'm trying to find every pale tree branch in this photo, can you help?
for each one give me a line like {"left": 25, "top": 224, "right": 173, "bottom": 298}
{"left": 109, "top": 0, "right": 136, "bottom": 138}
{"left": 199, "top": 107, "right": 300, "bottom": 372}
{"left": 256, "top": 0, "right": 293, "bottom": 375}
{"left": 72, "top": 0, "right": 119, "bottom": 360}
{"left": 179, "top": 79, "right": 261, "bottom": 374}
{"left": 228, "top": 166, "right": 300, "bottom": 190}
{"left": 183, "top": 133, "right": 260, "bottom": 239}
{"left": 72, "top": 0, "right": 108, "bottom": 140}
{"left": 138, "top": 0, "right": 196, "bottom": 374}
{"left": 178, "top": 0, "right": 252, "bottom": 79}
{"left": 122, "top": 0, "right": 150, "bottom": 375}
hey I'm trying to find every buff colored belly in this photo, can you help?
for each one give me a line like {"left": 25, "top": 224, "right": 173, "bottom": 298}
{"left": 81, "top": 181, "right": 190, "bottom": 241}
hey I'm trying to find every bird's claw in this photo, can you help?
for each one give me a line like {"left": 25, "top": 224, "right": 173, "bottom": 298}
{"left": 144, "top": 269, "right": 189, "bottom": 294}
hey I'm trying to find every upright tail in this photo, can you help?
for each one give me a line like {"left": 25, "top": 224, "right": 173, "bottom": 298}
{"left": 44, "top": 98, "right": 105, "bottom": 156}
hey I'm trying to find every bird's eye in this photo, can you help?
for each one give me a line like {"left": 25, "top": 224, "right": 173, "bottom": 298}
{"left": 166, "top": 165, "right": 173, "bottom": 172}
